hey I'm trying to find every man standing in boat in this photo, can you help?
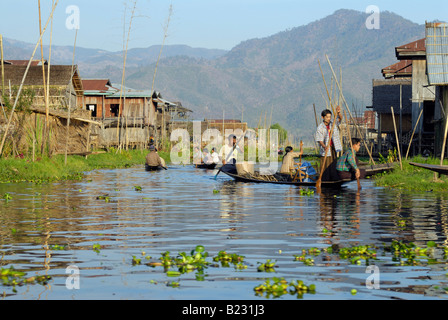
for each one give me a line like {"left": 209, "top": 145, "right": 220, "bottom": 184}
{"left": 219, "top": 134, "right": 243, "bottom": 174}
{"left": 315, "top": 106, "right": 343, "bottom": 181}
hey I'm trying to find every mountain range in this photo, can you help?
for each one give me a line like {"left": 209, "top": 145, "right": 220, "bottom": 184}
{"left": 2, "top": 9, "right": 427, "bottom": 143}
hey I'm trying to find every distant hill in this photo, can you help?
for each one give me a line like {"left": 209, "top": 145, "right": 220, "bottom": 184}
{"left": 125, "top": 9, "right": 425, "bottom": 142}
{"left": 2, "top": 9, "right": 426, "bottom": 144}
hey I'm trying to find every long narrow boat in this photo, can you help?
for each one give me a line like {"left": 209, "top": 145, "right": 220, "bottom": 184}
{"left": 409, "top": 162, "right": 448, "bottom": 175}
{"left": 221, "top": 171, "right": 350, "bottom": 187}
{"left": 220, "top": 162, "right": 395, "bottom": 187}
{"left": 195, "top": 163, "right": 217, "bottom": 170}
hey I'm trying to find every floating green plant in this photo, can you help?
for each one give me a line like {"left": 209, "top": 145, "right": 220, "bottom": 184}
{"left": 92, "top": 243, "right": 101, "bottom": 253}
{"left": 257, "top": 259, "right": 277, "bottom": 272}
{"left": 299, "top": 189, "right": 314, "bottom": 196}
{"left": 213, "top": 251, "right": 246, "bottom": 269}
{"left": 134, "top": 186, "right": 142, "bottom": 191}
{"left": 254, "top": 277, "right": 316, "bottom": 299}
{"left": 0, "top": 266, "right": 51, "bottom": 291}
{"left": 3, "top": 193, "right": 12, "bottom": 201}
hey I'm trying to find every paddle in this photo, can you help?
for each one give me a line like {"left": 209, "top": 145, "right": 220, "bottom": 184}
{"left": 344, "top": 110, "right": 361, "bottom": 190}
{"left": 214, "top": 132, "right": 246, "bottom": 180}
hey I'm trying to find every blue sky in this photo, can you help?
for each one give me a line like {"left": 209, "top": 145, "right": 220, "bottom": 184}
{"left": 1, "top": 0, "right": 447, "bottom": 52}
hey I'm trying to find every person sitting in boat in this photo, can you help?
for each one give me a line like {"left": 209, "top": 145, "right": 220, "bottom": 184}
{"left": 279, "top": 146, "right": 303, "bottom": 179}
{"left": 193, "top": 146, "right": 202, "bottom": 165}
{"left": 203, "top": 148, "right": 213, "bottom": 165}
{"left": 219, "top": 134, "right": 242, "bottom": 174}
{"left": 336, "top": 138, "right": 366, "bottom": 181}
{"left": 315, "top": 106, "right": 343, "bottom": 181}
{"left": 145, "top": 145, "right": 164, "bottom": 171}
{"left": 210, "top": 147, "right": 220, "bottom": 164}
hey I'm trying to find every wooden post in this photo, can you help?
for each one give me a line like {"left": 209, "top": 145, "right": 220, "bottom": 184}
{"left": 391, "top": 106, "right": 403, "bottom": 170}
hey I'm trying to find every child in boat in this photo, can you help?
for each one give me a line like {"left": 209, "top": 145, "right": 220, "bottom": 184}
{"left": 336, "top": 138, "right": 366, "bottom": 180}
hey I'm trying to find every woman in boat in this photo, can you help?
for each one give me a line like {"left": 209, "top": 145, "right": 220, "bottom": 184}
{"left": 336, "top": 138, "right": 366, "bottom": 181}
{"left": 279, "top": 146, "right": 303, "bottom": 174}
{"left": 315, "top": 106, "right": 343, "bottom": 181}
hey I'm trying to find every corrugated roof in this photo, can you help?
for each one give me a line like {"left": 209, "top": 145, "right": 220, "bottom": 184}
{"left": 82, "top": 79, "right": 112, "bottom": 92}
{"left": 382, "top": 60, "right": 413, "bottom": 79}
{"left": 426, "top": 22, "right": 448, "bottom": 85}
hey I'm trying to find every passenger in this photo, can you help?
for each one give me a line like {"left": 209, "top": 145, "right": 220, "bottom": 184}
{"left": 279, "top": 146, "right": 303, "bottom": 176}
{"left": 193, "top": 146, "right": 202, "bottom": 165}
{"left": 203, "top": 148, "right": 212, "bottom": 165}
{"left": 219, "top": 135, "right": 242, "bottom": 174}
{"left": 315, "top": 106, "right": 343, "bottom": 181}
{"left": 210, "top": 147, "right": 220, "bottom": 164}
{"left": 336, "top": 138, "right": 366, "bottom": 181}
{"left": 145, "top": 145, "right": 164, "bottom": 171}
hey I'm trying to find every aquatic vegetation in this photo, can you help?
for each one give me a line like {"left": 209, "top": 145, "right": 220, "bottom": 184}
{"left": 3, "top": 193, "right": 12, "bottom": 201}
{"left": 49, "top": 244, "right": 67, "bottom": 250}
{"left": 257, "top": 259, "right": 277, "bottom": 272}
{"left": 134, "top": 185, "right": 142, "bottom": 192}
{"left": 299, "top": 189, "right": 314, "bottom": 196}
{"left": 92, "top": 243, "right": 101, "bottom": 253}
{"left": 338, "top": 244, "right": 378, "bottom": 265}
{"left": 213, "top": 251, "right": 247, "bottom": 270}
{"left": 0, "top": 266, "right": 51, "bottom": 291}
{"left": 254, "top": 277, "right": 316, "bottom": 299}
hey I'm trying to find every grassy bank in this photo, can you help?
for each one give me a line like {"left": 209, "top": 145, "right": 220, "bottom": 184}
{"left": 0, "top": 149, "right": 170, "bottom": 183}
{"left": 373, "top": 156, "right": 448, "bottom": 193}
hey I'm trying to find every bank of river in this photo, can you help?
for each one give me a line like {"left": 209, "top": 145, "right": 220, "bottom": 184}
{"left": 1, "top": 164, "right": 448, "bottom": 300}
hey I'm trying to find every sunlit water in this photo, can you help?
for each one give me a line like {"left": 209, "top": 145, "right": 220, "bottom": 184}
{"left": 1, "top": 165, "right": 448, "bottom": 300}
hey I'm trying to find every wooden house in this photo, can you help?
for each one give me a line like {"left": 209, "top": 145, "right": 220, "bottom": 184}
{"left": 81, "top": 79, "right": 190, "bottom": 149}
{"left": 372, "top": 37, "right": 436, "bottom": 156}
{"left": 426, "top": 22, "right": 448, "bottom": 157}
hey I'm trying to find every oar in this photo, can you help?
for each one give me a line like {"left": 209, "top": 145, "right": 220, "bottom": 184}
{"left": 344, "top": 110, "right": 361, "bottom": 190}
{"left": 316, "top": 115, "right": 337, "bottom": 191}
{"left": 214, "top": 132, "right": 246, "bottom": 180}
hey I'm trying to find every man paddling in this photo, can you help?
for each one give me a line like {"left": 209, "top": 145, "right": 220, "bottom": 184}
{"left": 219, "top": 134, "right": 242, "bottom": 174}
{"left": 145, "top": 145, "right": 165, "bottom": 171}
{"left": 315, "top": 106, "right": 343, "bottom": 181}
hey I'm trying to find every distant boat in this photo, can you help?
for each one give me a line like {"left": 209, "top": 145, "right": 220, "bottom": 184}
{"left": 195, "top": 163, "right": 217, "bottom": 170}
{"left": 409, "top": 162, "right": 448, "bottom": 175}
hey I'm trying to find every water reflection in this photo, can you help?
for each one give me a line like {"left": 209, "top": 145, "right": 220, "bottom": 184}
{"left": 1, "top": 166, "right": 448, "bottom": 300}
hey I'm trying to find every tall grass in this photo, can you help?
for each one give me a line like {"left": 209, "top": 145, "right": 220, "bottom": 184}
{"left": 0, "top": 149, "right": 170, "bottom": 183}
{"left": 373, "top": 156, "right": 448, "bottom": 192}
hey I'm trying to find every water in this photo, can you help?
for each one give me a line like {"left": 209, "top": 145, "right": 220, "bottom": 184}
{"left": 1, "top": 165, "right": 448, "bottom": 300}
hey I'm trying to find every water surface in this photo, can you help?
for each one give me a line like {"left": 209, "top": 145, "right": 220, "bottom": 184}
{"left": 1, "top": 165, "right": 448, "bottom": 300}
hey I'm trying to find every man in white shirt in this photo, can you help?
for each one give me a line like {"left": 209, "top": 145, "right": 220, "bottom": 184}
{"left": 219, "top": 135, "right": 242, "bottom": 174}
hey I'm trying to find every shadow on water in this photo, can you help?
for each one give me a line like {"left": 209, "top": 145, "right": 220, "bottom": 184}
{"left": 1, "top": 165, "right": 448, "bottom": 299}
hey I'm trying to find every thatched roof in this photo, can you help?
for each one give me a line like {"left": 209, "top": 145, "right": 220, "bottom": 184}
{"left": 1, "top": 65, "right": 83, "bottom": 95}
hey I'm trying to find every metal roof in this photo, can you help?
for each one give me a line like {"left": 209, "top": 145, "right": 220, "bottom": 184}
{"left": 426, "top": 22, "right": 448, "bottom": 85}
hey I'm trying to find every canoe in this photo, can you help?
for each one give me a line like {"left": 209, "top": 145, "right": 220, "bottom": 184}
{"left": 361, "top": 162, "right": 396, "bottom": 177}
{"left": 145, "top": 164, "right": 164, "bottom": 172}
{"left": 220, "top": 163, "right": 395, "bottom": 187}
{"left": 409, "top": 162, "right": 448, "bottom": 175}
{"left": 195, "top": 163, "right": 217, "bottom": 170}
{"left": 221, "top": 171, "right": 350, "bottom": 187}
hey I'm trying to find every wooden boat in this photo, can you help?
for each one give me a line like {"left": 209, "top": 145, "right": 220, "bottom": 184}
{"left": 220, "top": 162, "right": 395, "bottom": 187}
{"left": 409, "top": 162, "right": 448, "bottom": 175}
{"left": 145, "top": 164, "right": 165, "bottom": 172}
{"left": 361, "top": 162, "right": 396, "bottom": 177}
{"left": 195, "top": 163, "right": 217, "bottom": 170}
{"left": 221, "top": 171, "right": 350, "bottom": 187}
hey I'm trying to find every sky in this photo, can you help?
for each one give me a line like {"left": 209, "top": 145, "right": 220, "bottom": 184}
{"left": 1, "top": 0, "right": 447, "bottom": 52}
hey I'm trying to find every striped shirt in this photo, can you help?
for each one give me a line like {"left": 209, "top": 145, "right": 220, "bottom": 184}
{"left": 336, "top": 149, "right": 358, "bottom": 172}
{"left": 315, "top": 120, "right": 342, "bottom": 157}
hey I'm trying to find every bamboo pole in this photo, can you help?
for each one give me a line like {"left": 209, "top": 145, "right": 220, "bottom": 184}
{"left": 65, "top": 28, "right": 78, "bottom": 165}
{"left": 391, "top": 106, "right": 403, "bottom": 170}
{"left": 116, "top": 0, "right": 137, "bottom": 150}
{"left": 0, "top": 0, "right": 59, "bottom": 157}
{"left": 151, "top": 4, "right": 173, "bottom": 149}
{"left": 405, "top": 107, "right": 423, "bottom": 160}
{"left": 325, "top": 54, "right": 375, "bottom": 164}
{"left": 440, "top": 103, "right": 448, "bottom": 166}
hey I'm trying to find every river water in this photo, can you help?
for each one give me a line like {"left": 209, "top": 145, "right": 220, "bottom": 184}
{"left": 1, "top": 165, "right": 448, "bottom": 300}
